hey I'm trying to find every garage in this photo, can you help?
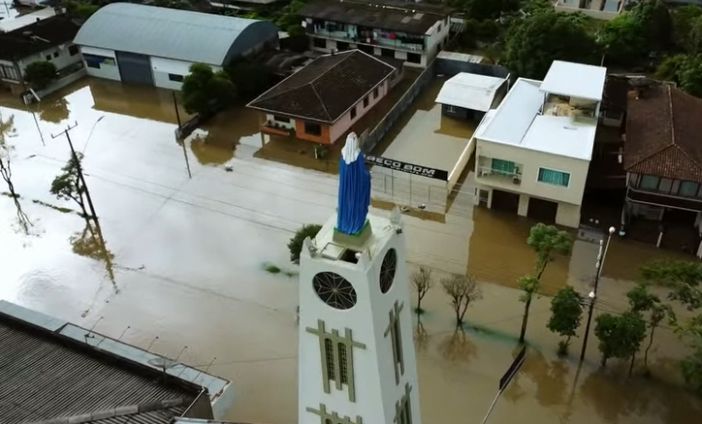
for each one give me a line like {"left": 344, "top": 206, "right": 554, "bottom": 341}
{"left": 491, "top": 189, "right": 519, "bottom": 213}
{"left": 116, "top": 51, "right": 153, "bottom": 86}
{"left": 527, "top": 197, "right": 558, "bottom": 223}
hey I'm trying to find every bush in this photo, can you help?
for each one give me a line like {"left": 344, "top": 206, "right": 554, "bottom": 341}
{"left": 24, "top": 61, "right": 57, "bottom": 89}
{"left": 288, "top": 224, "right": 322, "bottom": 263}
{"left": 181, "top": 64, "right": 237, "bottom": 116}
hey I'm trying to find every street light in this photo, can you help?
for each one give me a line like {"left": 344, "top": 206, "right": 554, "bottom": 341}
{"left": 580, "top": 226, "right": 616, "bottom": 362}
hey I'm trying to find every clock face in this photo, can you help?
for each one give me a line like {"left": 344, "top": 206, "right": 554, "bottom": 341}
{"left": 379, "top": 248, "right": 397, "bottom": 294}
{"left": 313, "top": 272, "right": 357, "bottom": 310}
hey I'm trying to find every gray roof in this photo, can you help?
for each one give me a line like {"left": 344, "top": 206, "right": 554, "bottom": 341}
{"left": 74, "top": 3, "right": 278, "bottom": 66}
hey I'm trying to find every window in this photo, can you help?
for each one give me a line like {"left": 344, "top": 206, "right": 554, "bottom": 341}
{"left": 0, "top": 65, "right": 20, "bottom": 81}
{"left": 385, "top": 301, "right": 405, "bottom": 384}
{"left": 307, "top": 320, "right": 366, "bottom": 402}
{"left": 45, "top": 55, "right": 51, "bottom": 61}
{"left": 680, "top": 181, "right": 699, "bottom": 197}
{"left": 337, "top": 41, "right": 349, "bottom": 51}
{"left": 373, "top": 87, "right": 379, "bottom": 99}
{"left": 438, "top": 23, "right": 442, "bottom": 32}
{"left": 273, "top": 115, "right": 290, "bottom": 123}
{"left": 69, "top": 45, "right": 79, "bottom": 56}
{"left": 407, "top": 53, "right": 421, "bottom": 64}
{"left": 381, "top": 48, "right": 394, "bottom": 58}
{"left": 168, "top": 73, "right": 184, "bottom": 82}
{"left": 83, "top": 54, "right": 115, "bottom": 69}
{"left": 350, "top": 107, "right": 357, "bottom": 119}
{"left": 640, "top": 175, "right": 660, "bottom": 190}
{"left": 53, "top": 51, "right": 59, "bottom": 58}
{"left": 363, "top": 96, "right": 369, "bottom": 108}
{"left": 659, "top": 178, "right": 673, "bottom": 193}
{"left": 491, "top": 159, "right": 516, "bottom": 175}
{"left": 305, "top": 122, "right": 322, "bottom": 136}
{"left": 538, "top": 168, "right": 570, "bottom": 187}
{"left": 445, "top": 105, "right": 457, "bottom": 113}
{"left": 313, "top": 38, "right": 327, "bottom": 48}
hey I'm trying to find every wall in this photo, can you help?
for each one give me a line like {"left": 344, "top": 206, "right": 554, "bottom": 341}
{"left": 424, "top": 16, "right": 450, "bottom": 64}
{"left": 329, "top": 79, "right": 389, "bottom": 143}
{"left": 265, "top": 113, "right": 296, "bottom": 130}
{"left": 474, "top": 139, "right": 591, "bottom": 206}
{"left": 224, "top": 21, "right": 279, "bottom": 63}
{"left": 80, "top": 46, "right": 121, "bottom": 81}
{"left": 554, "top": 3, "right": 620, "bottom": 20}
{"left": 435, "top": 56, "right": 510, "bottom": 79}
{"left": 18, "top": 44, "right": 82, "bottom": 76}
{"left": 295, "top": 119, "right": 332, "bottom": 144}
{"left": 151, "top": 56, "right": 199, "bottom": 90}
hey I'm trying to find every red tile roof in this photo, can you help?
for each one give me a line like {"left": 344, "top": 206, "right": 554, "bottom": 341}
{"left": 624, "top": 84, "right": 702, "bottom": 182}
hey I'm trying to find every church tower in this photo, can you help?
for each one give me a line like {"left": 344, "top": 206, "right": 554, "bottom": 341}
{"left": 298, "top": 134, "right": 421, "bottom": 424}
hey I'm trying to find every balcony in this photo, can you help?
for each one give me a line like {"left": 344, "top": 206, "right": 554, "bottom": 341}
{"left": 626, "top": 186, "right": 702, "bottom": 212}
{"left": 308, "top": 27, "right": 425, "bottom": 53}
{"left": 261, "top": 121, "right": 294, "bottom": 137}
{"left": 477, "top": 166, "right": 522, "bottom": 185}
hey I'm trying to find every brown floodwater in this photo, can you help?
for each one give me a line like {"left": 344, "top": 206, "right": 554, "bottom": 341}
{"left": 1, "top": 78, "right": 701, "bottom": 424}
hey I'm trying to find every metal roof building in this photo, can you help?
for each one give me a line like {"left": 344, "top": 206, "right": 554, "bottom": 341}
{"left": 73, "top": 3, "right": 278, "bottom": 89}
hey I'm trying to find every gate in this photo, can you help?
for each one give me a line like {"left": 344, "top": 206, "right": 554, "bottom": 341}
{"left": 116, "top": 51, "right": 154, "bottom": 86}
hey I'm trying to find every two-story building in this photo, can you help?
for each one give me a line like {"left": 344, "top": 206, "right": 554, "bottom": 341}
{"left": 247, "top": 49, "right": 399, "bottom": 145}
{"left": 299, "top": 0, "right": 452, "bottom": 67}
{"left": 473, "top": 60, "right": 606, "bottom": 228}
{"left": 623, "top": 83, "right": 702, "bottom": 244}
{"left": 555, "top": 0, "right": 628, "bottom": 20}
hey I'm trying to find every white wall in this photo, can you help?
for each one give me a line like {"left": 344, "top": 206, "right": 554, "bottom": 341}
{"left": 424, "top": 16, "right": 450, "bottom": 62}
{"left": 151, "top": 56, "right": 198, "bottom": 90}
{"left": 474, "top": 139, "right": 591, "bottom": 206}
{"left": 80, "top": 46, "right": 121, "bottom": 81}
{"left": 329, "top": 79, "right": 389, "bottom": 143}
{"left": 16, "top": 43, "right": 83, "bottom": 77}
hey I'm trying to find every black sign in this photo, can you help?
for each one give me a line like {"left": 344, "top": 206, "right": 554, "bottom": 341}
{"left": 499, "top": 346, "right": 526, "bottom": 391}
{"left": 365, "top": 155, "right": 448, "bottom": 181}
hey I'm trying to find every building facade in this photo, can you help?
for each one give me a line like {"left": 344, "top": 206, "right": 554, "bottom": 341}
{"left": 298, "top": 212, "right": 421, "bottom": 424}
{"left": 474, "top": 61, "right": 606, "bottom": 228}
{"left": 0, "top": 15, "right": 83, "bottom": 93}
{"left": 73, "top": 3, "right": 278, "bottom": 89}
{"left": 300, "top": 0, "right": 452, "bottom": 68}
{"left": 248, "top": 50, "right": 398, "bottom": 145}
{"left": 555, "top": 0, "right": 628, "bottom": 20}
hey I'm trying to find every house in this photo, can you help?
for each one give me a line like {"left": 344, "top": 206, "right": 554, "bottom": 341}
{"left": 555, "top": 0, "right": 628, "bottom": 20}
{"left": 623, "top": 83, "right": 702, "bottom": 243}
{"left": 473, "top": 60, "right": 606, "bottom": 228}
{"left": 299, "top": 0, "right": 452, "bottom": 67}
{"left": 247, "top": 50, "right": 399, "bottom": 145}
{"left": 0, "top": 6, "right": 56, "bottom": 33}
{"left": 0, "top": 300, "right": 232, "bottom": 423}
{"left": 0, "top": 15, "right": 83, "bottom": 93}
{"left": 73, "top": 3, "right": 278, "bottom": 89}
{"left": 435, "top": 72, "right": 508, "bottom": 121}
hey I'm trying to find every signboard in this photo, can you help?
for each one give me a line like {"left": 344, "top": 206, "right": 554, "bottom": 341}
{"left": 499, "top": 346, "right": 526, "bottom": 391}
{"left": 365, "top": 154, "right": 448, "bottom": 181}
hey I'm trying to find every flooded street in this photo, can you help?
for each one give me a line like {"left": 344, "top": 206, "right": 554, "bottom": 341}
{"left": 1, "top": 78, "right": 700, "bottom": 424}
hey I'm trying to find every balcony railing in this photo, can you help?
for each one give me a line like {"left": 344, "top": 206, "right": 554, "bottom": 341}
{"left": 309, "top": 28, "right": 425, "bottom": 53}
{"left": 626, "top": 186, "right": 702, "bottom": 212}
{"left": 477, "top": 166, "right": 522, "bottom": 184}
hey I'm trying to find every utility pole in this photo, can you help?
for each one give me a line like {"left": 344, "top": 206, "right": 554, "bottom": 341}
{"left": 579, "top": 226, "right": 616, "bottom": 362}
{"left": 51, "top": 122, "right": 102, "bottom": 236}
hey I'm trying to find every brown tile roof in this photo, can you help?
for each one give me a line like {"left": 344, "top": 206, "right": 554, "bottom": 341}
{"left": 299, "top": 0, "right": 452, "bottom": 35}
{"left": 247, "top": 50, "right": 395, "bottom": 123}
{"left": 0, "top": 16, "right": 80, "bottom": 61}
{"left": 624, "top": 84, "right": 702, "bottom": 182}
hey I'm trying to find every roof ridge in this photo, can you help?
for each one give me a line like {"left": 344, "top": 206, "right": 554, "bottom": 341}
{"left": 310, "top": 84, "right": 332, "bottom": 121}
{"left": 306, "top": 50, "right": 355, "bottom": 86}
{"left": 667, "top": 86, "right": 702, "bottom": 172}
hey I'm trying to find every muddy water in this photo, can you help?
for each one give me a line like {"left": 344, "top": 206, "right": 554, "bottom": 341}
{"left": 1, "top": 79, "right": 701, "bottom": 424}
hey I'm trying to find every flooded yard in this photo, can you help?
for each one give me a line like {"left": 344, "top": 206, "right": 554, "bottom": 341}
{"left": 1, "top": 78, "right": 701, "bottom": 424}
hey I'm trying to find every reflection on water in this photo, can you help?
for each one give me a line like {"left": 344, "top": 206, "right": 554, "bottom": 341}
{"left": 70, "top": 220, "right": 117, "bottom": 293}
{"left": 37, "top": 98, "right": 70, "bottom": 124}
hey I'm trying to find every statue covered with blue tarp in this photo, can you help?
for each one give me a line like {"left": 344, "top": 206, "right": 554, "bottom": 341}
{"left": 337, "top": 132, "right": 370, "bottom": 235}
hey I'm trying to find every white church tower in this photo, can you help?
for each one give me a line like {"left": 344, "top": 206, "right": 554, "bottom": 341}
{"left": 298, "top": 134, "right": 421, "bottom": 424}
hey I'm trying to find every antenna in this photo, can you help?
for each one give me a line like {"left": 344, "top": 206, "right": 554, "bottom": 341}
{"left": 117, "top": 325, "right": 131, "bottom": 341}
{"left": 146, "top": 335, "right": 160, "bottom": 352}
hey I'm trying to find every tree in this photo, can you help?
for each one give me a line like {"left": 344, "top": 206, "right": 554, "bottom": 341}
{"left": 1, "top": 113, "right": 31, "bottom": 234}
{"left": 275, "top": 0, "right": 308, "bottom": 35}
{"left": 518, "top": 275, "right": 539, "bottom": 344}
{"left": 547, "top": 286, "right": 583, "bottom": 355}
{"left": 656, "top": 54, "right": 702, "bottom": 98}
{"left": 441, "top": 274, "right": 482, "bottom": 326}
{"left": 681, "top": 343, "right": 702, "bottom": 394}
{"left": 226, "top": 61, "right": 274, "bottom": 100}
{"left": 181, "top": 64, "right": 237, "bottom": 116}
{"left": 503, "top": 9, "right": 599, "bottom": 79}
{"left": 64, "top": 1, "right": 100, "bottom": 19}
{"left": 50, "top": 153, "right": 89, "bottom": 219}
{"left": 450, "top": 0, "right": 519, "bottom": 21}
{"left": 24, "top": 61, "right": 57, "bottom": 90}
{"left": 595, "top": 312, "right": 647, "bottom": 374}
{"left": 287, "top": 224, "right": 322, "bottom": 263}
{"left": 670, "top": 5, "right": 702, "bottom": 52}
{"left": 411, "top": 266, "right": 433, "bottom": 314}
{"left": 527, "top": 223, "right": 573, "bottom": 280}
{"left": 626, "top": 282, "right": 671, "bottom": 371}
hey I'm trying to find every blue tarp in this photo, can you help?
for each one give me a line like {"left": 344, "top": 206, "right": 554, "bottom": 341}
{"left": 337, "top": 152, "right": 371, "bottom": 235}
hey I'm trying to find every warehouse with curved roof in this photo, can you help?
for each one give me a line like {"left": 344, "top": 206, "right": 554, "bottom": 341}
{"left": 74, "top": 3, "right": 278, "bottom": 89}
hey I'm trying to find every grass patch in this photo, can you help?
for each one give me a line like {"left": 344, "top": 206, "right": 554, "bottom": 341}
{"left": 262, "top": 261, "right": 298, "bottom": 278}
{"left": 263, "top": 263, "right": 281, "bottom": 274}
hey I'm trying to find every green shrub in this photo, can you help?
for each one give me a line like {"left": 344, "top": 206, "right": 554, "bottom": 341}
{"left": 288, "top": 224, "right": 322, "bottom": 263}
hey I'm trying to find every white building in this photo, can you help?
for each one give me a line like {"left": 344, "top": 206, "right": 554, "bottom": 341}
{"left": 474, "top": 60, "right": 607, "bottom": 228}
{"left": 555, "top": 0, "right": 628, "bottom": 20}
{"left": 298, "top": 211, "right": 421, "bottom": 424}
{"left": 300, "top": 0, "right": 452, "bottom": 68}
{"left": 73, "top": 3, "right": 278, "bottom": 89}
{"left": 435, "top": 72, "right": 509, "bottom": 121}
